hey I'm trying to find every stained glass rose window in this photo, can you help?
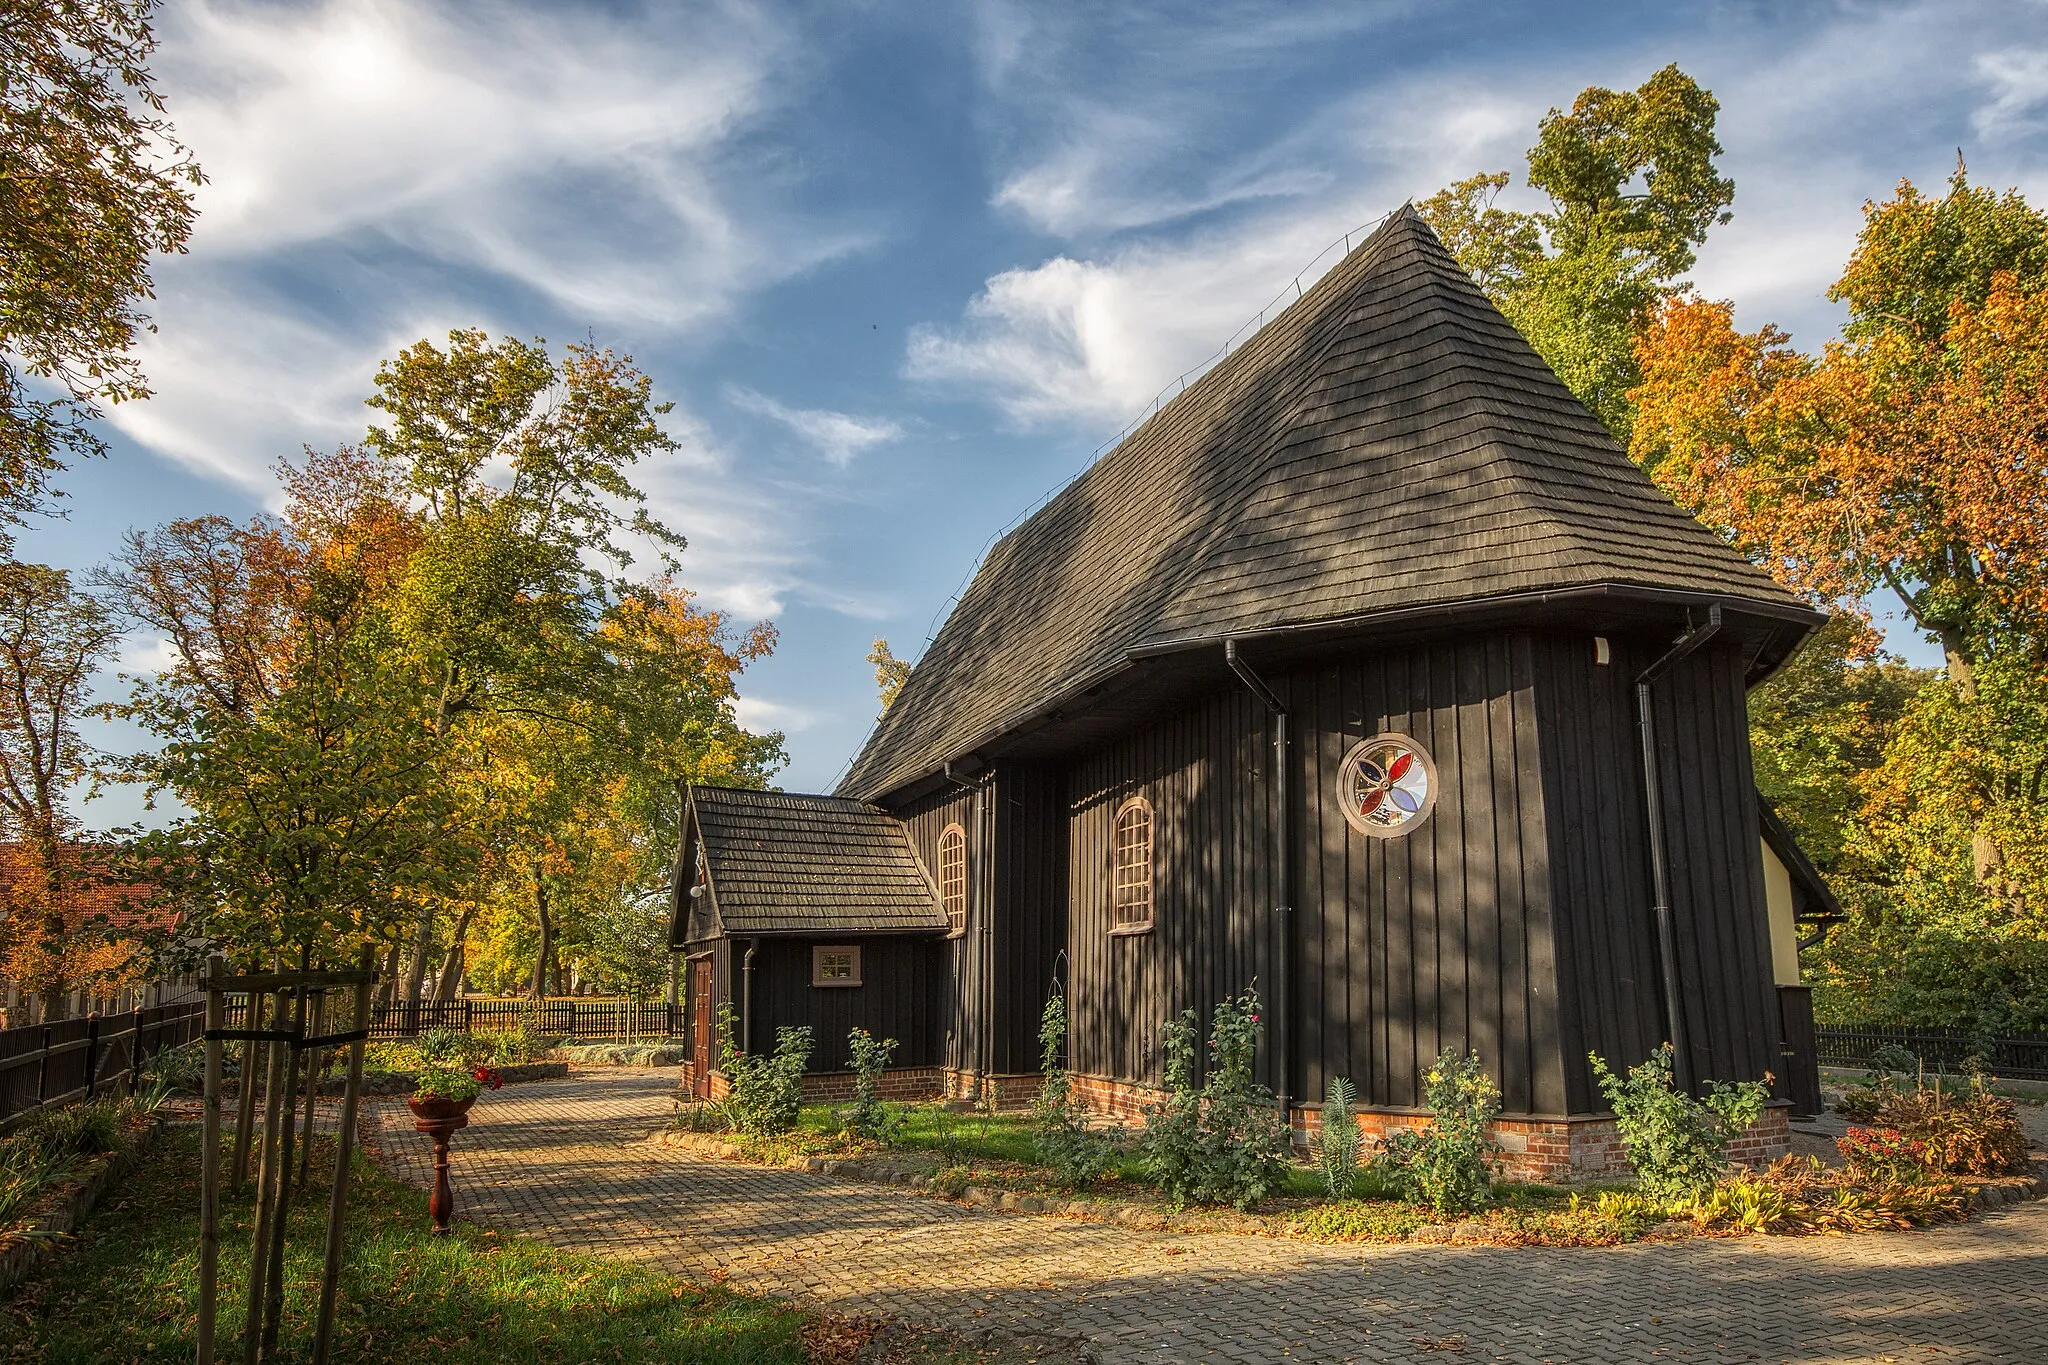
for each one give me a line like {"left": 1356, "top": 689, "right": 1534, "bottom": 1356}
{"left": 1338, "top": 733, "right": 1436, "bottom": 837}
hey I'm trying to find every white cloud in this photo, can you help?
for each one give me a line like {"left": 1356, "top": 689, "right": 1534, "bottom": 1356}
{"left": 94, "top": 0, "right": 878, "bottom": 629}
{"left": 724, "top": 387, "right": 903, "bottom": 466}
{"left": 732, "top": 695, "right": 818, "bottom": 734}
{"left": 1975, "top": 49, "right": 2048, "bottom": 138}
{"left": 918, "top": 1, "right": 2048, "bottom": 428}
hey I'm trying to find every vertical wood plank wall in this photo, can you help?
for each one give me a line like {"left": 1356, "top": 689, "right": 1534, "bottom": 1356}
{"left": 744, "top": 936, "right": 946, "bottom": 1071}
{"left": 1289, "top": 632, "right": 1564, "bottom": 1116}
{"left": 1534, "top": 634, "right": 1783, "bottom": 1109}
{"left": 1066, "top": 687, "right": 1276, "bottom": 1089}
{"left": 993, "top": 761, "right": 1068, "bottom": 1074}
{"left": 898, "top": 781, "right": 985, "bottom": 1075}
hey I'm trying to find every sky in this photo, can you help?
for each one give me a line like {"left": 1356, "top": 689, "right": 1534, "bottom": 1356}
{"left": 23, "top": 0, "right": 2048, "bottom": 820}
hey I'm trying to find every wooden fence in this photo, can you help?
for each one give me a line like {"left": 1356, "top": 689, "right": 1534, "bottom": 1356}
{"left": 1815, "top": 1025, "right": 2048, "bottom": 1080}
{"left": 0, "top": 1001, "right": 208, "bottom": 1130}
{"left": 222, "top": 996, "right": 681, "bottom": 1042}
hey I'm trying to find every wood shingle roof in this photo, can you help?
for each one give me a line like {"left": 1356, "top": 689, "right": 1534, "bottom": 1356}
{"left": 840, "top": 207, "right": 1813, "bottom": 802}
{"left": 685, "top": 786, "right": 945, "bottom": 937}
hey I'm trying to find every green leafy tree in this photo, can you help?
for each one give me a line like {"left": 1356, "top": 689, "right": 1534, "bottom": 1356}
{"left": 104, "top": 458, "right": 468, "bottom": 965}
{"left": 1746, "top": 616, "right": 1930, "bottom": 871}
{"left": 1, "top": 0, "right": 202, "bottom": 516}
{"left": 1417, "top": 64, "right": 1733, "bottom": 441}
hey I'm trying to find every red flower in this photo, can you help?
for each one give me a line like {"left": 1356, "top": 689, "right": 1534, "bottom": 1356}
{"left": 473, "top": 1065, "right": 504, "bottom": 1091}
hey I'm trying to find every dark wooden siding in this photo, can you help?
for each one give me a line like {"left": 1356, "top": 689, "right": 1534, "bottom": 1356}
{"left": 738, "top": 936, "right": 946, "bottom": 1071}
{"left": 897, "top": 781, "right": 984, "bottom": 1074}
{"left": 1066, "top": 687, "right": 1276, "bottom": 1089}
{"left": 1534, "top": 633, "right": 1782, "bottom": 1110}
{"left": 992, "top": 761, "right": 1067, "bottom": 1074}
{"left": 1290, "top": 632, "right": 1564, "bottom": 1116}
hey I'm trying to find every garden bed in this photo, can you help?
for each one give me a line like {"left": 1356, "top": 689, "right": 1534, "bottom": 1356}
{"left": 0, "top": 1111, "right": 161, "bottom": 1297}
{"left": 655, "top": 1105, "right": 2048, "bottom": 1247}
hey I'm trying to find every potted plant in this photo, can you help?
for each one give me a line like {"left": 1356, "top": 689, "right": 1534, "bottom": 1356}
{"left": 406, "top": 1061, "right": 503, "bottom": 1122}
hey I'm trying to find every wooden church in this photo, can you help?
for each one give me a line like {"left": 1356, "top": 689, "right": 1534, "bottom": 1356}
{"left": 668, "top": 207, "right": 1841, "bottom": 1180}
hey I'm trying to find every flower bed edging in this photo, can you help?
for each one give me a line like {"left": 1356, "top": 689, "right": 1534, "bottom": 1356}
{"left": 649, "top": 1130, "right": 2048, "bottom": 1245}
{"left": 0, "top": 1114, "right": 162, "bottom": 1297}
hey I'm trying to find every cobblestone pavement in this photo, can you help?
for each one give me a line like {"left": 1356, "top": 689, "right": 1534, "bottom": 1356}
{"left": 369, "top": 1071, "right": 2048, "bottom": 1364}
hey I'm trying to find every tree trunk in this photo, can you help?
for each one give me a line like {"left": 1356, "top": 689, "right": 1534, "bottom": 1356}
{"left": 375, "top": 944, "right": 401, "bottom": 1009}
{"left": 530, "top": 875, "right": 553, "bottom": 1001}
{"left": 404, "top": 906, "right": 433, "bottom": 1004}
{"left": 432, "top": 906, "right": 477, "bottom": 1003}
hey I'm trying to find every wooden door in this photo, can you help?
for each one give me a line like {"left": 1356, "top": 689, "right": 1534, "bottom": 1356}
{"left": 690, "top": 957, "right": 714, "bottom": 1098}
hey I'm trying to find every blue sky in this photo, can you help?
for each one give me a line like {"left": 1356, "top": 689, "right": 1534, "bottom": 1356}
{"left": 25, "top": 0, "right": 2048, "bottom": 818}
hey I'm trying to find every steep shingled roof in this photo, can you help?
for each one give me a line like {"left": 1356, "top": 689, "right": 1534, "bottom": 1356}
{"left": 683, "top": 786, "right": 945, "bottom": 937}
{"left": 840, "top": 207, "right": 1810, "bottom": 802}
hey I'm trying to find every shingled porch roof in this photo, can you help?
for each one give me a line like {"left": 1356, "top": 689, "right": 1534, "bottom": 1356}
{"left": 839, "top": 206, "right": 1816, "bottom": 803}
{"left": 674, "top": 785, "right": 946, "bottom": 941}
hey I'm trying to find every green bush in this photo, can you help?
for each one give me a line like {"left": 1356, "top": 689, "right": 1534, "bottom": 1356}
{"left": 1030, "top": 987, "right": 1117, "bottom": 1185}
{"left": 1373, "top": 1048, "right": 1500, "bottom": 1215}
{"left": 842, "top": 1028, "right": 903, "bottom": 1143}
{"left": 1309, "top": 1076, "right": 1362, "bottom": 1199}
{"left": 716, "top": 1005, "right": 810, "bottom": 1135}
{"left": 1589, "top": 1044, "right": 1769, "bottom": 1202}
{"left": 22, "top": 1093, "right": 126, "bottom": 1158}
{"left": 1138, "top": 988, "right": 1292, "bottom": 1210}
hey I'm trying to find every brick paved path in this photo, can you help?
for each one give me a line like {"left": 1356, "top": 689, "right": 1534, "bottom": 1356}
{"left": 370, "top": 1071, "right": 2048, "bottom": 1364}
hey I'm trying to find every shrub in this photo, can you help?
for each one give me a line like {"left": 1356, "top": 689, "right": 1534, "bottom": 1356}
{"left": 477, "top": 1026, "right": 544, "bottom": 1066}
{"left": 1310, "top": 1076, "right": 1362, "bottom": 1199}
{"left": 1589, "top": 1045, "right": 1769, "bottom": 1202}
{"left": 1837, "top": 1125, "right": 1934, "bottom": 1182}
{"left": 1030, "top": 987, "right": 1117, "bottom": 1185}
{"left": 1138, "top": 988, "right": 1292, "bottom": 1210}
{"left": 716, "top": 1004, "right": 810, "bottom": 1135}
{"left": 843, "top": 1028, "right": 903, "bottom": 1143}
{"left": 21, "top": 1094, "right": 127, "bottom": 1159}
{"left": 1373, "top": 1049, "right": 1500, "bottom": 1215}
{"left": 415, "top": 1023, "right": 483, "bottom": 1064}
{"left": 1879, "top": 1076, "right": 2031, "bottom": 1176}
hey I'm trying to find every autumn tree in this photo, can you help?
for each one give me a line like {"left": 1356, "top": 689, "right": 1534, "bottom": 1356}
{"left": 1630, "top": 167, "right": 2048, "bottom": 1025}
{"left": 1418, "top": 64, "right": 1733, "bottom": 440}
{"left": 1, "top": 0, "right": 202, "bottom": 518}
{"left": 868, "top": 638, "right": 912, "bottom": 712}
{"left": 0, "top": 562, "right": 124, "bottom": 1015}
{"left": 105, "top": 448, "right": 465, "bottom": 966}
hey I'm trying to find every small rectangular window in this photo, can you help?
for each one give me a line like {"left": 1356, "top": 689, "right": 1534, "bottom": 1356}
{"left": 812, "top": 945, "right": 862, "bottom": 987}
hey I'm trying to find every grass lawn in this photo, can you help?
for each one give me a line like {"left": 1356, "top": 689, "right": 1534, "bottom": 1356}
{"left": 0, "top": 1126, "right": 805, "bottom": 1364}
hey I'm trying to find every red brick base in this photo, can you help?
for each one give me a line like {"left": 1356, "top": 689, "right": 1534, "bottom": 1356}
{"left": 1069, "top": 1071, "right": 1792, "bottom": 1184}
{"left": 675, "top": 1062, "right": 1044, "bottom": 1107}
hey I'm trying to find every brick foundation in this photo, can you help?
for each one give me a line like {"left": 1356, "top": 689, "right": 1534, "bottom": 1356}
{"left": 677, "top": 1063, "right": 1043, "bottom": 1107}
{"left": 1070, "top": 1071, "right": 1791, "bottom": 1184}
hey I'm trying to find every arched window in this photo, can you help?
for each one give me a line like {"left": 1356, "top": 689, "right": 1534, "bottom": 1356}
{"left": 938, "top": 823, "right": 967, "bottom": 936}
{"left": 1111, "top": 797, "right": 1154, "bottom": 931}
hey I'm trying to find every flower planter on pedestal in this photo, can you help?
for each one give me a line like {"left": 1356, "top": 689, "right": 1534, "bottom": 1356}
{"left": 405, "top": 1096, "right": 476, "bottom": 1235}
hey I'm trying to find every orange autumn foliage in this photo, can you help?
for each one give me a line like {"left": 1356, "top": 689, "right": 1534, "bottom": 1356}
{"left": 1631, "top": 275, "right": 2048, "bottom": 663}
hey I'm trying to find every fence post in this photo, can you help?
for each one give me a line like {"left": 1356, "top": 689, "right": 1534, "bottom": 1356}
{"left": 130, "top": 1006, "right": 144, "bottom": 1095}
{"left": 567, "top": 999, "right": 577, "bottom": 1038}
{"left": 464, "top": 999, "right": 472, "bottom": 1032}
{"left": 36, "top": 1024, "right": 50, "bottom": 1104}
{"left": 83, "top": 1016, "right": 100, "bottom": 1095}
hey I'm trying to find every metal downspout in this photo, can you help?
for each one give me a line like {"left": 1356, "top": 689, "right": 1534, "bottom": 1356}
{"left": 1225, "top": 640, "right": 1293, "bottom": 1130}
{"left": 740, "top": 939, "right": 759, "bottom": 1054}
{"left": 1633, "top": 605, "right": 1723, "bottom": 1092}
